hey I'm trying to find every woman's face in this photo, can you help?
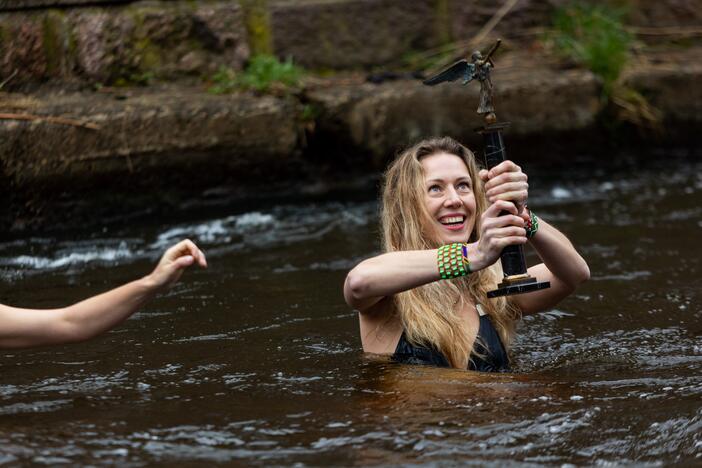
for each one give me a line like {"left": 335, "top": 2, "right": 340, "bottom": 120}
{"left": 420, "top": 152, "right": 477, "bottom": 245}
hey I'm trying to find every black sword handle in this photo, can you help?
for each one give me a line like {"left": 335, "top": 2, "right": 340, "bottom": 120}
{"left": 482, "top": 129, "right": 528, "bottom": 277}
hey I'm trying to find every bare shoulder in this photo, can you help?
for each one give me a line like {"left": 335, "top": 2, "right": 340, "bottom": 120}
{"left": 358, "top": 297, "right": 403, "bottom": 355}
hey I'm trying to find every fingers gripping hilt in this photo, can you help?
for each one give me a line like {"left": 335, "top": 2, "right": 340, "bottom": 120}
{"left": 478, "top": 123, "right": 550, "bottom": 298}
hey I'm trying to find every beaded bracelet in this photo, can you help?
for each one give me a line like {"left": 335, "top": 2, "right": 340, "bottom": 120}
{"left": 437, "top": 243, "right": 471, "bottom": 280}
{"left": 524, "top": 208, "right": 539, "bottom": 238}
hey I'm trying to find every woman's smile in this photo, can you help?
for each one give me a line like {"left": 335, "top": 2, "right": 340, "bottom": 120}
{"left": 438, "top": 214, "right": 467, "bottom": 231}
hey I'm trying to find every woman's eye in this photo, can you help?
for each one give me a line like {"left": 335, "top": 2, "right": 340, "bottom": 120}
{"left": 457, "top": 182, "right": 471, "bottom": 191}
{"left": 428, "top": 185, "right": 442, "bottom": 194}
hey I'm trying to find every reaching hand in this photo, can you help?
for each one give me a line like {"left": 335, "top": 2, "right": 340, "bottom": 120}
{"left": 479, "top": 160, "right": 529, "bottom": 214}
{"left": 147, "top": 239, "right": 207, "bottom": 290}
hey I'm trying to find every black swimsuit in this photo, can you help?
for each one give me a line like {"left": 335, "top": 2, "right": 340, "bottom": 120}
{"left": 392, "top": 312, "right": 510, "bottom": 372}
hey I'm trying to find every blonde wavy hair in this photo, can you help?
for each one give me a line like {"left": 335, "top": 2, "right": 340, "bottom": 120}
{"left": 381, "top": 136, "right": 521, "bottom": 368}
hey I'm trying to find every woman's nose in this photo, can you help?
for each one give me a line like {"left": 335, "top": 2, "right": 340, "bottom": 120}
{"left": 444, "top": 188, "right": 463, "bottom": 207}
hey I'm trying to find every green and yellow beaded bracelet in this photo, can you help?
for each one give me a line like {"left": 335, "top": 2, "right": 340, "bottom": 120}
{"left": 437, "top": 242, "right": 471, "bottom": 280}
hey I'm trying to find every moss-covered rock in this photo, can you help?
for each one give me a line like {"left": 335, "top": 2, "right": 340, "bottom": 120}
{"left": 1, "top": 2, "right": 249, "bottom": 89}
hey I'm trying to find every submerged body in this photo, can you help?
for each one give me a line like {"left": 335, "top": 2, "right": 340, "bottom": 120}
{"left": 393, "top": 307, "right": 509, "bottom": 372}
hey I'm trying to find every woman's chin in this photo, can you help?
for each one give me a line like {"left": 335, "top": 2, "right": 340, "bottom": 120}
{"left": 439, "top": 229, "right": 469, "bottom": 244}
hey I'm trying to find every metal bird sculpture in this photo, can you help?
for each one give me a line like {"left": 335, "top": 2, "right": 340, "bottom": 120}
{"left": 423, "top": 39, "right": 502, "bottom": 123}
{"left": 421, "top": 39, "right": 551, "bottom": 298}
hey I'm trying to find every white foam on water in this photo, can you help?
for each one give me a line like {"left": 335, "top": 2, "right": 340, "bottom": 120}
{"left": 550, "top": 187, "right": 573, "bottom": 199}
{"left": 0, "top": 242, "right": 134, "bottom": 271}
{"left": 235, "top": 212, "right": 274, "bottom": 229}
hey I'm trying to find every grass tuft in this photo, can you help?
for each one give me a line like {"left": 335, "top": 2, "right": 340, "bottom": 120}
{"left": 209, "top": 54, "right": 303, "bottom": 94}
{"left": 548, "top": 2, "right": 632, "bottom": 97}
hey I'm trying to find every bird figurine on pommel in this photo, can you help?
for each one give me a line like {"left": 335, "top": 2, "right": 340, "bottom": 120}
{"left": 423, "top": 39, "right": 502, "bottom": 125}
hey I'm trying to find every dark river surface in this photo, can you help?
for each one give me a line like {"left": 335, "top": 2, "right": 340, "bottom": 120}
{"left": 0, "top": 152, "right": 700, "bottom": 466}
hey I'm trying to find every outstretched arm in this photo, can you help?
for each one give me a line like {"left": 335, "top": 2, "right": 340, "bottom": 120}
{"left": 0, "top": 239, "right": 207, "bottom": 349}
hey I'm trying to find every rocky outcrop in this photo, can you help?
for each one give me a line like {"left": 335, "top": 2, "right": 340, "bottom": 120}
{"left": 305, "top": 55, "right": 601, "bottom": 167}
{"left": 623, "top": 49, "right": 702, "bottom": 123}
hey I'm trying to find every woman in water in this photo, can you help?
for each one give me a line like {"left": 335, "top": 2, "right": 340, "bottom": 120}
{"left": 0, "top": 239, "right": 206, "bottom": 349}
{"left": 344, "top": 137, "right": 589, "bottom": 371}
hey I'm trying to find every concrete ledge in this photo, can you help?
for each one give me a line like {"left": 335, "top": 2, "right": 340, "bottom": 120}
{"left": 0, "top": 88, "right": 302, "bottom": 189}
{"left": 624, "top": 50, "right": 702, "bottom": 123}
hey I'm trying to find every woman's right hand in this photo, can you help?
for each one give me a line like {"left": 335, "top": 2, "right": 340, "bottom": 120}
{"left": 468, "top": 200, "right": 526, "bottom": 271}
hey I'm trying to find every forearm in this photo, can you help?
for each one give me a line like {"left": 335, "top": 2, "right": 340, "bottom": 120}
{"left": 344, "top": 250, "right": 439, "bottom": 310}
{"left": 529, "top": 218, "right": 590, "bottom": 288}
{"left": 0, "top": 275, "right": 159, "bottom": 348}
{"left": 58, "top": 275, "right": 160, "bottom": 343}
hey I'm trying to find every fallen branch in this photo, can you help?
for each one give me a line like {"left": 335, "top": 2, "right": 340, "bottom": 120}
{"left": 421, "top": 0, "right": 522, "bottom": 75}
{"left": 467, "top": 0, "right": 521, "bottom": 52}
{"left": 0, "top": 112, "right": 100, "bottom": 130}
{"left": 0, "top": 70, "right": 18, "bottom": 90}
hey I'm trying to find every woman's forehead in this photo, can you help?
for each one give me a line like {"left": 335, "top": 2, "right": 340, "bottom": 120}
{"left": 420, "top": 152, "right": 470, "bottom": 177}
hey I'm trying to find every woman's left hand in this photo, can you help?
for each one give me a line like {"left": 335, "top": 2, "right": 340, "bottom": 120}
{"left": 479, "top": 160, "right": 529, "bottom": 214}
{"left": 147, "top": 239, "right": 208, "bottom": 291}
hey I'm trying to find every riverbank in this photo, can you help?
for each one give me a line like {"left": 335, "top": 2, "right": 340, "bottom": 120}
{"left": 2, "top": 0, "right": 701, "bottom": 233}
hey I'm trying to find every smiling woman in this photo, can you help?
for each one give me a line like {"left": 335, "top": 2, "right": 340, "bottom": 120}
{"left": 343, "top": 136, "right": 590, "bottom": 371}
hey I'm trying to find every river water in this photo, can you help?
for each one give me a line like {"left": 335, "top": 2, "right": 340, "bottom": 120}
{"left": 1, "top": 153, "right": 700, "bottom": 466}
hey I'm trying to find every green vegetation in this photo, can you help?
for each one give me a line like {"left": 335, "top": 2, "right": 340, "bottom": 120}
{"left": 549, "top": 2, "right": 632, "bottom": 97}
{"left": 209, "top": 54, "right": 303, "bottom": 94}
{"left": 548, "top": 2, "right": 661, "bottom": 130}
{"left": 301, "top": 103, "right": 320, "bottom": 122}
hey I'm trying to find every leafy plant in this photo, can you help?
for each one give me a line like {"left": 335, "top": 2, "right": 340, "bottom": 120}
{"left": 209, "top": 54, "right": 303, "bottom": 94}
{"left": 208, "top": 66, "right": 238, "bottom": 94}
{"left": 549, "top": 2, "right": 632, "bottom": 96}
{"left": 547, "top": 2, "right": 661, "bottom": 130}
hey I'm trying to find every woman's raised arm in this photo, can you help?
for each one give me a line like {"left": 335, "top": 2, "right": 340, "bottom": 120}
{"left": 344, "top": 200, "right": 527, "bottom": 313}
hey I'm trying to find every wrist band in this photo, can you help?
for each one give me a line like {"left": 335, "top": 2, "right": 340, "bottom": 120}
{"left": 438, "top": 243, "right": 471, "bottom": 280}
{"left": 525, "top": 208, "right": 539, "bottom": 238}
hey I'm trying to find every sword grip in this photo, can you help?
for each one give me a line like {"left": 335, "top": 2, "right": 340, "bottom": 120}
{"left": 479, "top": 123, "right": 529, "bottom": 278}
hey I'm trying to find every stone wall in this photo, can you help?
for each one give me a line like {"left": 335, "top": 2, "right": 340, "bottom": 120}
{"left": 0, "top": 1, "right": 249, "bottom": 88}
